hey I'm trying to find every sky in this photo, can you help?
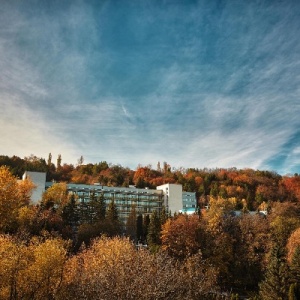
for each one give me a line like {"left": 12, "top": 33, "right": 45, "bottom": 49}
{"left": 0, "top": 0, "right": 300, "bottom": 175}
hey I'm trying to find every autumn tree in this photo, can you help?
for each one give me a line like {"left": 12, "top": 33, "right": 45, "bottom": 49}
{"left": 59, "top": 236, "right": 220, "bottom": 300}
{"left": 41, "top": 183, "right": 69, "bottom": 212}
{"left": 0, "top": 235, "right": 67, "bottom": 300}
{"left": 287, "top": 228, "right": 300, "bottom": 263}
{"left": 0, "top": 235, "right": 30, "bottom": 299}
{"left": 0, "top": 166, "right": 33, "bottom": 233}
{"left": 270, "top": 214, "right": 300, "bottom": 248}
{"left": 161, "top": 214, "right": 202, "bottom": 260}
{"left": 180, "top": 251, "right": 219, "bottom": 299}
{"left": 235, "top": 214, "right": 271, "bottom": 290}
{"left": 17, "top": 205, "right": 40, "bottom": 235}
{"left": 36, "top": 183, "right": 69, "bottom": 234}
{"left": 202, "top": 196, "right": 237, "bottom": 286}
{"left": 22, "top": 238, "right": 68, "bottom": 299}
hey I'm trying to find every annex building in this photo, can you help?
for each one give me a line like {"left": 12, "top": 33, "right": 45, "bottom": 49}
{"left": 24, "top": 172, "right": 197, "bottom": 224}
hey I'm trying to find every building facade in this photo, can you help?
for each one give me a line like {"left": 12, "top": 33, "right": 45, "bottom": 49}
{"left": 23, "top": 171, "right": 46, "bottom": 203}
{"left": 26, "top": 172, "right": 197, "bottom": 224}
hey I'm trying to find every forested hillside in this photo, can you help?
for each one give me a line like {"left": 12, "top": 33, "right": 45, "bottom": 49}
{"left": 1, "top": 154, "right": 300, "bottom": 211}
{"left": 1, "top": 154, "right": 300, "bottom": 299}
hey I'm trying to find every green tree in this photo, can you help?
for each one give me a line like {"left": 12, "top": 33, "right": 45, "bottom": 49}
{"left": 62, "top": 194, "right": 79, "bottom": 226}
{"left": 159, "top": 205, "right": 169, "bottom": 227}
{"left": 126, "top": 204, "right": 137, "bottom": 241}
{"left": 147, "top": 210, "right": 161, "bottom": 251}
{"left": 106, "top": 199, "right": 122, "bottom": 236}
{"left": 289, "top": 246, "right": 300, "bottom": 298}
{"left": 259, "top": 245, "right": 290, "bottom": 300}
{"left": 136, "top": 214, "right": 143, "bottom": 242}
{"left": 57, "top": 154, "right": 62, "bottom": 170}
{"left": 91, "top": 192, "right": 106, "bottom": 223}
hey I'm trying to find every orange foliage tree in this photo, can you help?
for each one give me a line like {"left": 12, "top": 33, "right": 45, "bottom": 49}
{"left": 287, "top": 228, "right": 300, "bottom": 263}
{"left": 161, "top": 214, "right": 202, "bottom": 260}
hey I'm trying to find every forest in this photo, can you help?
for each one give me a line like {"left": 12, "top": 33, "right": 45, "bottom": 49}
{"left": 1, "top": 154, "right": 300, "bottom": 299}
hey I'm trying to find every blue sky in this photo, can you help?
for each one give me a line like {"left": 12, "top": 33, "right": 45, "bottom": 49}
{"left": 1, "top": 0, "right": 300, "bottom": 174}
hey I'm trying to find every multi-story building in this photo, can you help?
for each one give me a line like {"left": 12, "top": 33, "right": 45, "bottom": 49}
{"left": 25, "top": 172, "right": 197, "bottom": 224}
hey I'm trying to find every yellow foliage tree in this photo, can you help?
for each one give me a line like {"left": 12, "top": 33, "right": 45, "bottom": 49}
{"left": 18, "top": 178, "right": 36, "bottom": 206}
{"left": 0, "top": 235, "right": 68, "bottom": 300}
{"left": 22, "top": 238, "right": 68, "bottom": 299}
{"left": 62, "top": 237, "right": 177, "bottom": 299}
{"left": 287, "top": 228, "right": 300, "bottom": 263}
{"left": 41, "top": 183, "right": 68, "bottom": 213}
{"left": 205, "top": 196, "right": 236, "bottom": 233}
{"left": 0, "top": 166, "right": 30, "bottom": 232}
{"left": 0, "top": 235, "right": 31, "bottom": 299}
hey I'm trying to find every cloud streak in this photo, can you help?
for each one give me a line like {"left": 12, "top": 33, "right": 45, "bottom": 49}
{"left": 0, "top": 1, "right": 300, "bottom": 173}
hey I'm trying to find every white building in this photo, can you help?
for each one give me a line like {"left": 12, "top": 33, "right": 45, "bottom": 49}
{"left": 156, "top": 183, "right": 184, "bottom": 214}
{"left": 22, "top": 171, "right": 46, "bottom": 204}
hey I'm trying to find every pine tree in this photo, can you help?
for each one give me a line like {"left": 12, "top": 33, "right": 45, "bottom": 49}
{"left": 136, "top": 214, "right": 143, "bottom": 242}
{"left": 62, "top": 194, "right": 79, "bottom": 226}
{"left": 95, "top": 193, "right": 106, "bottom": 221}
{"left": 143, "top": 214, "right": 150, "bottom": 242}
{"left": 147, "top": 210, "right": 161, "bottom": 251}
{"left": 106, "top": 199, "right": 121, "bottom": 236}
{"left": 47, "top": 153, "right": 52, "bottom": 167}
{"left": 126, "top": 204, "right": 137, "bottom": 241}
{"left": 289, "top": 283, "right": 298, "bottom": 300}
{"left": 159, "top": 205, "right": 169, "bottom": 226}
{"left": 62, "top": 194, "right": 79, "bottom": 246}
{"left": 57, "top": 154, "right": 62, "bottom": 169}
{"left": 289, "top": 246, "right": 300, "bottom": 298}
{"left": 89, "top": 191, "right": 106, "bottom": 224}
{"left": 259, "top": 244, "right": 290, "bottom": 300}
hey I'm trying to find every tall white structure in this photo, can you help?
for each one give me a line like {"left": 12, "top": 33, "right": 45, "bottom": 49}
{"left": 22, "top": 171, "right": 46, "bottom": 203}
{"left": 157, "top": 183, "right": 183, "bottom": 214}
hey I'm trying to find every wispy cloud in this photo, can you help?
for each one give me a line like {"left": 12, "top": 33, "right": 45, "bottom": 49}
{"left": 0, "top": 1, "right": 300, "bottom": 173}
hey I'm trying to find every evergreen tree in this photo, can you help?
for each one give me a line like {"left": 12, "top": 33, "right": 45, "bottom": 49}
{"left": 143, "top": 214, "right": 150, "bottom": 242}
{"left": 62, "top": 194, "right": 79, "bottom": 226}
{"left": 289, "top": 283, "right": 298, "bottom": 300}
{"left": 57, "top": 154, "right": 62, "bottom": 169}
{"left": 147, "top": 210, "right": 161, "bottom": 251}
{"left": 259, "top": 244, "right": 290, "bottom": 300}
{"left": 126, "top": 204, "right": 137, "bottom": 241}
{"left": 289, "top": 246, "right": 300, "bottom": 298}
{"left": 47, "top": 153, "right": 52, "bottom": 167}
{"left": 89, "top": 191, "right": 106, "bottom": 224}
{"left": 62, "top": 194, "right": 79, "bottom": 246}
{"left": 159, "top": 205, "right": 169, "bottom": 226}
{"left": 106, "top": 199, "right": 121, "bottom": 236}
{"left": 136, "top": 214, "right": 143, "bottom": 242}
{"left": 95, "top": 193, "right": 106, "bottom": 221}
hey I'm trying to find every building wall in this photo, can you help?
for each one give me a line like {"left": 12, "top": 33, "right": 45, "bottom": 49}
{"left": 43, "top": 182, "right": 196, "bottom": 223}
{"left": 45, "top": 183, "right": 164, "bottom": 225}
{"left": 156, "top": 183, "right": 183, "bottom": 214}
{"left": 23, "top": 171, "right": 46, "bottom": 204}
{"left": 182, "top": 191, "right": 197, "bottom": 214}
